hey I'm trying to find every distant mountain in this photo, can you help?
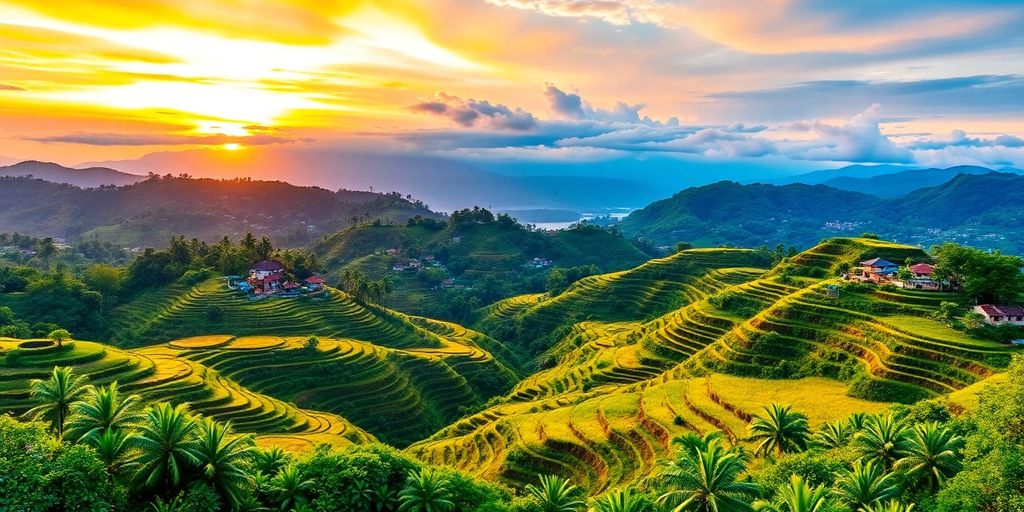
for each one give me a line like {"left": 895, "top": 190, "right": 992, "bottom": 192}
{"left": 82, "top": 148, "right": 661, "bottom": 212}
{"left": 769, "top": 164, "right": 915, "bottom": 185}
{"left": 819, "top": 165, "right": 1016, "bottom": 197}
{"left": 0, "top": 160, "right": 144, "bottom": 188}
{"left": 0, "top": 175, "right": 437, "bottom": 247}
{"left": 618, "top": 171, "right": 1024, "bottom": 253}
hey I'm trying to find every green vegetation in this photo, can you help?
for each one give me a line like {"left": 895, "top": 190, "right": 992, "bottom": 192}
{"left": 617, "top": 172, "right": 1024, "bottom": 254}
{"left": 312, "top": 210, "right": 651, "bottom": 320}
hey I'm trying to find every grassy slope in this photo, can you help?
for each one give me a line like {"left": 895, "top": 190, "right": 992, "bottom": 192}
{"left": 101, "top": 279, "right": 521, "bottom": 446}
{"left": 311, "top": 223, "right": 651, "bottom": 315}
{"left": 411, "top": 238, "right": 1016, "bottom": 492}
{"left": 0, "top": 338, "right": 372, "bottom": 452}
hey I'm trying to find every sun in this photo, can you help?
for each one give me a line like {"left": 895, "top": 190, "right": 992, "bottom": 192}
{"left": 222, "top": 143, "right": 242, "bottom": 151}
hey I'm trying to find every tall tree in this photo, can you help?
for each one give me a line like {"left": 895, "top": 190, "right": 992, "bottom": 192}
{"left": 194, "top": 418, "right": 255, "bottom": 508}
{"left": 525, "top": 474, "right": 585, "bottom": 512}
{"left": 398, "top": 468, "right": 455, "bottom": 512}
{"left": 65, "top": 381, "right": 142, "bottom": 443}
{"left": 748, "top": 404, "right": 811, "bottom": 458}
{"left": 754, "top": 475, "right": 832, "bottom": 512}
{"left": 129, "top": 402, "right": 201, "bottom": 492}
{"left": 657, "top": 432, "right": 759, "bottom": 512}
{"left": 855, "top": 414, "right": 912, "bottom": 471}
{"left": 832, "top": 459, "right": 901, "bottom": 510}
{"left": 894, "top": 422, "right": 964, "bottom": 490}
{"left": 28, "top": 366, "right": 89, "bottom": 437}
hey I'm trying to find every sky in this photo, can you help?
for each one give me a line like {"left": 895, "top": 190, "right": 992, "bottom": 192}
{"left": 2, "top": 0, "right": 1024, "bottom": 181}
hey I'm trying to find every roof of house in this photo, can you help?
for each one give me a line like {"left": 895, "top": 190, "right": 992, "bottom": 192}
{"left": 304, "top": 276, "right": 326, "bottom": 284}
{"left": 262, "top": 273, "right": 282, "bottom": 282}
{"left": 251, "top": 259, "right": 285, "bottom": 271}
{"left": 861, "top": 257, "right": 897, "bottom": 267}
{"left": 977, "top": 304, "right": 1024, "bottom": 317}
{"left": 909, "top": 263, "right": 935, "bottom": 275}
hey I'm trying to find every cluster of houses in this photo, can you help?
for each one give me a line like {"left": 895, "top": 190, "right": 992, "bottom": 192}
{"left": 227, "top": 259, "right": 326, "bottom": 298}
{"left": 392, "top": 255, "right": 439, "bottom": 272}
{"left": 849, "top": 257, "right": 1024, "bottom": 335}
{"left": 525, "top": 257, "right": 553, "bottom": 269}
{"left": 850, "top": 257, "right": 941, "bottom": 291}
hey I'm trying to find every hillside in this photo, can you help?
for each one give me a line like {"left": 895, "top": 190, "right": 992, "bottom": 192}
{"left": 78, "top": 278, "right": 520, "bottom": 446}
{"left": 0, "top": 337, "right": 373, "bottom": 452}
{"left": 409, "top": 238, "right": 1016, "bottom": 491}
{"left": 311, "top": 220, "right": 651, "bottom": 316}
{"left": 0, "top": 175, "right": 437, "bottom": 246}
{"left": 0, "top": 160, "right": 144, "bottom": 188}
{"left": 819, "top": 165, "right": 1008, "bottom": 197}
{"left": 618, "top": 172, "right": 1024, "bottom": 253}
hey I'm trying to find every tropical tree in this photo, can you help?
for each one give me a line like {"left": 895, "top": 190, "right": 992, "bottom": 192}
{"left": 748, "top": 404, "right": 811, "bottom": 457}
{"left": 525, "top": 474, "right": 586, "bottom": 512}
{"left": 28, "top": 366, "right": 89, "bottom": 437}
{"left": 254, "top": 446, "right": 291, "bottom": 475}
{"left": 861, "top": 501, "right": 915, "bottom": 512}
{"left": 129, "top": 402, "right": 201, "bottom": 492}
{"left": 47, "top": 328, "right": 72, "bottom": 348}
{"left": 846, "top": 412, "right": 869, "bottom": 432}
{"left": 590, "top": 488, "right": 645, "bottom": 512}
{"left": 194, "top": 418, "right": 255, "bottom": 507}
{"left": 65, "top": 381, "right": 143, "bottom": 443}
{"left": 93, "top": 427, "right": 134, "bottom": 476}
{"left": 894, "top": 422, "right": 964, "bottom": 490}
{"left": 832, "top": 459, "right": 901, "bottom": 510}
{"left": 753, "top": 475, "right": 831, "bottom": 512}
{"left": 854, "top": 414, "right": 912, "bottom": 470}
{"left": 813, "top": 420, "right": 852, "bottom": 449}
{"left": 398, "top": 468, "right": 455, "bottom": 512}
{"left": 270, "top": 465, "right": 313, "bottom": 511}
{"left": 657, "top": 432, "right": 759, "bottom": 512}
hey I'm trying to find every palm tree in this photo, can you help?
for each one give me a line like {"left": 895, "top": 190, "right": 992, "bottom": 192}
{"left": 254, "top": 446, "right": 290, "bottom": 476}
{"left": 194, "top": 418, "right": 255, "bottom": 508}
{"left": 657, "top": 432, "right": 759, "bottom": 512}
{"left": 525, "top": 474, "right": 585, "bottom": 512}
{"left": 129, "top": 402, "right": 201, "bottom": 492}
{"left": 590, "top": 488, "right": 645, "bottom": 512}
{"left": 813, "top": 420, "right": 852, "bottom": 449}
{"left": 753, "top": 475, "right": 831, "bottom": 512}
{"left": 861, "top": 500, "right": 915, "bottom": 512}
{"left": 894, "top": 422, "right": 964, "bottom": 490}
{"left": 854, "top": 414, "right": 911, "bottom": 470}
{"left": 28, "top": 366, "right": 89, "bottom": 437}
{"left": 748, "top": 404, "right": 811, "bottom": 457}
{"left": 93, "top": 427, "right": 134, "bottom": 476}
{"left": 832, "top": 459, "right": 901, "bottom": 510}
{"left": 65, "top": 381, "right": 143, "bottom": 443}
{"left": 847, "top": 412, "right": 869, "bottom": 432}
{"left": 398, "top": 468, "right": 455, "bottom": 512}
{"left": 270, "top": 464, "right": 313, "bottom": 511}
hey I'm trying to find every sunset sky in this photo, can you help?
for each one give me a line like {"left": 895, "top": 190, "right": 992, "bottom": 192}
{"left": 2, "top": 0, "right": 1024, "bottom": 178}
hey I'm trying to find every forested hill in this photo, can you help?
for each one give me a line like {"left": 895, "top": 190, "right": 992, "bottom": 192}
{"left": 618, "top": 171, "right": 1024, "bottom": 253}
{"left": 0, "top": 175, "right": 438, "bottom": 247}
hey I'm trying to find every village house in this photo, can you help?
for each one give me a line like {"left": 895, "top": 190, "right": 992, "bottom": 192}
{"left": 900, "top": 262, "right": 941, "bottom": 290}
{"left": 859, "top": 257, "right": 898, "bottom": 283}
{"left": 304, "top": 275, "right": 326, "bottom": 292}
{"left": 974, "top": 304, "right": 1024, "bottom": 326}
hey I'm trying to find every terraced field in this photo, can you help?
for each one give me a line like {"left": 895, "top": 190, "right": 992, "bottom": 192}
{"left": 0, "top": 338, "right": 372, "bottom": 452}
{"left": 474, "top": 248, "right": 774, "bottom": 357}
{"left": 409, "top": 374, "right": 889, "bottom": 492}
{"left": 411, "top": 238, "right": 1017, "bottom": 491}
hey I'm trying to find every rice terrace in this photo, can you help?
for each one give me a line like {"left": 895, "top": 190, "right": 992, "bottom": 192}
{"left": 3, "top": 1, "right": 1024, "bottom": 511}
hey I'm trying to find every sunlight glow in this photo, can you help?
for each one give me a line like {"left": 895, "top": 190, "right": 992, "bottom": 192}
{"left": 222, "top": 143, "right": 242, "bottom": 151}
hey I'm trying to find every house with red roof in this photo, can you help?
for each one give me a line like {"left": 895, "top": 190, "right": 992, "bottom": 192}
{"left": 304, "top": 275, "right": 326, "bottom": 292}
{"left": 900, "top": 262, "right": 940, "bottom": 290}
{"left": 974, "top": 304, "right": 1024, "bottom": 325}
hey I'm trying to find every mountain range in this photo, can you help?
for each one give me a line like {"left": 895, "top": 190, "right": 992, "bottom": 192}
{"left": 618, "top": 171, "right": 1024, "bottom": 253}
{"left": 0, "top": 160, "right": 144, "bottom": 188}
